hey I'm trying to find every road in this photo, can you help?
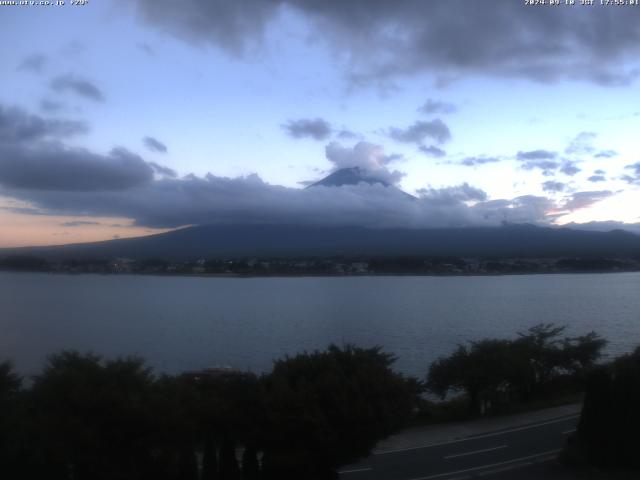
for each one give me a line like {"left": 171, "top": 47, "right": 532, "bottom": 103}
{"left": 339, "top": 413, "right": 579, "bottom": 480}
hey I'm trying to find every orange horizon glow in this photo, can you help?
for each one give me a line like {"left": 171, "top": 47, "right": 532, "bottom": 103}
{"left": 0, "top": 209, "right": 171, "bottom": 248}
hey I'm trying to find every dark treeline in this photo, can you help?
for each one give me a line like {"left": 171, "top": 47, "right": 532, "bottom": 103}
{"left": 426, "top": 325, "right": 640, "bottom": 472}
{"left": 0, "top": 345, "right": 421, "bottom": 480}
{"left": 2, "top": 254, "right": 640, "bottom": 276}
{"left": 0, "top": 255, "right": 50, "bottom": 271}
{"left": 426, "top": 323, "right": 607, "bottom": 415}
{"left": 0, "top": 326, "right": 635, "bottom": 477}
{"left": 564, "top": 346, "right": 640, "bottom": 470}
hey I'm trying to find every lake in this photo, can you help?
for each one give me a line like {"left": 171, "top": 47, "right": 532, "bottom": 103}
{"left": 1, "top": 272, "right": 639, "bottom": 378}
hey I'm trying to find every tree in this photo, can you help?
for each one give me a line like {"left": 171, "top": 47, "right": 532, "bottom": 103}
{"left": 150, "top": 374, "right": 203, "bottom": 480}
{"left": 513, "top": 324, "right": 606, "bottom": 396}
{"left": 201, "top": 432, "right": 219, "bottom": 480}
{"left": 182, "top": 369, "right": 263, "bottom": 480}
{"left": 514, "top": 323, "right": 567, "bottom": 388}
{"left": 560, "top": 332, "right": 607, "bottom": 375}
{"left": 426, "top": 340, "right": 515, "bottom": 414}
{"left": 0, "top": 361, "right": 22, "bottom": 476}
{"left": 27, "top": 351, "right": 159, "bottom": 480}
{"left": 427, "top": 324, "right": 608, "bottom": 413}
{"left": 260, "top": 344, "right": 421, "bottom": 479}
{"left": 241, "top": 444, "right": 260, "bottom": 480}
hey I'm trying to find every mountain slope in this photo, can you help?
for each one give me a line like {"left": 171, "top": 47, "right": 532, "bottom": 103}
{"left": 308, "top": 167, "right": 416, "bottom": 199}
{"left": 2, "top": 223, "right": 640, "bottom": 261}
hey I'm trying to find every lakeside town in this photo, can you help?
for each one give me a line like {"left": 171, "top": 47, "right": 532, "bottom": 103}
{"left": 2, "top": 255, "right": 640, "bottom": 276}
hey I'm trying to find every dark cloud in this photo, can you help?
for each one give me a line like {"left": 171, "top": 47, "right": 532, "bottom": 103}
{"left": 542, "top": 180, "right": 566, "bottom": 193}
{"left": 624, "top": 163, "right": 640, "bottom": 175}
{"left": 516, "top": 151, "right": 580, "bottom": 176}
{"left": 283, "top": 118, "right": 332, "bottom": 141}
{"left": 595, "top": 150, "right": 617, "bottom": 158}
{"left": 565, "top": 132, "right": 596, "bottom": 155}
{"left": 458, "top": 156, "right": 501, "bottom": 167}
{"left": 149, "top": 162, "right": 177, "bottom": 178}
{"left": 134, "top": 1, "right": 640, "bottom": 86}
{"left": 588, "top": 174, "right": 606, "bottom": 183}
{"left": 520, "top": 159, "right": 559, "bottom": 175}
{"left": 0, "top": 104, "right": 87, "bottom": 143}
{"left": 4, "top": 171, "right": 562, "bottom": 230}
{"left": 336, "top": 129, "right": 359, "bottom": 140}
{"left": 622, "top": 162, "right": 640, "bottom": 185}
{"left": 17, "top": 53, "right": 48, "bottom": 73}
{"left": 39, "top": 99, "right": 65, "bottom": 113}
{"left": 50, "top": 74, "right": 105, "bottom": 102}
{"left": 389, "top": 119, "right": 451, "bottom": 144}
{"left": 560, "top": 161, "right": 581, "bottom": 176}
{"left": 61, "top": 221, "right": 100, "bottom": 227}
{"left": 419, "top": 145, "right": 446, "bottom": 158}
{"left": 0, "top": 133, "right": 563, "bottom": 229}
{"left": 143, "top": 136, "right": 168, "bottom": 153}
{"left": 563, "top": 190, "right": 613, "bottom": 211}
{"left": 0, "top": 127, "right": 614, "bottom": 231}
{"left": 418, "top": 99, "right": 457, "bottom": 115}
{"left": 0, "top": 144, "right": 154, "bottom": 191}
{"left": 135, "top": 0, "right": 279, "bottom": 56}
{"left": 517, "top": 150, "right": 557, "bottom": 161}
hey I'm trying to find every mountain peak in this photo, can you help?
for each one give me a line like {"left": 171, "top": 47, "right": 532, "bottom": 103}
{"left": 308, "top": 167, "right": 392, "bottom": 189}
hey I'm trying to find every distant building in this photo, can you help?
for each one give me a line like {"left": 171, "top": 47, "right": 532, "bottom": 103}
{"left": 351, "top": 262, "right": 369, "bottom": 273}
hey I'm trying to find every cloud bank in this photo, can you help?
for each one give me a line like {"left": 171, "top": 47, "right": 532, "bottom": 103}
{"left": 0, "top": 105, "right": 623, "bottom": 233}
{"left": 0, "top": 144, "right": 154, "bottom": 192}
{"left": 0, "top": 140, "right": 609, "bottom": 231}
{"left": 0, "top": 105, "right": 87, "bottom": 143}
{"left": 134, "top": 0, "right": 640, "bottom": 87}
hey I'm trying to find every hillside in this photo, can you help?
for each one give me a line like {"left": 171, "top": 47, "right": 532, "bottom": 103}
{"left": 2, "top": 223, "right": 639, "bottom": 261}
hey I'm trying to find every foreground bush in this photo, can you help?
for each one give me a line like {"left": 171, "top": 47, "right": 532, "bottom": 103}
{"left": 0, "top": 345, "right": 421, "bottom": 479}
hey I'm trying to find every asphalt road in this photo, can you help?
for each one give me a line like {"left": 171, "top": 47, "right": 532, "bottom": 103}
{"left": 339, "top": 414, "right": 579, "bottom": 480}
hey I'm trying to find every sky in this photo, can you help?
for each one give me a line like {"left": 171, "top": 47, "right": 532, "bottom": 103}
{"left": 1, "top": 0, "right": 640, "bottom": 247}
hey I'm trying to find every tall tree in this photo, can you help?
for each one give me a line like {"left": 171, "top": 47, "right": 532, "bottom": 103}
{"left": 427, "top": 340, "right": 515, "bottom": 413}
{"left": 27, "top": 351, "right": 158, "bottom": 480}
{"left": 261, "top": 344, "right": 421, "bottom": 478}
{"left": 0, "top": 361, "right": 22, "bottom": 476}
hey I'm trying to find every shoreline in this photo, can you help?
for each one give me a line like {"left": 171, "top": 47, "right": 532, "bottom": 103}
{"left": 2, "top": 268, "right": 639, "bottom": 279}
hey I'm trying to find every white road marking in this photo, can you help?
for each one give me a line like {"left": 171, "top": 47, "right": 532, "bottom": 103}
{"left": 375, "top": 415, "right": 579, "bottom": 455}
{"left": 338, "top": 467, "right": 373, "bottom": 474}
{"left": 405, "top": 449, "right": 561, "bottom": 480}
{"left": 477, "top": 462, "right": 533, "bottom": 477}
{"left": 444, "top": 445, "right": 507, "bottom": 460}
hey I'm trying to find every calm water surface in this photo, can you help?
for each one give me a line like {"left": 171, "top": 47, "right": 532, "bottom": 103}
{"left": 1, "top": 272, "right": 639, "bottom": 377}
